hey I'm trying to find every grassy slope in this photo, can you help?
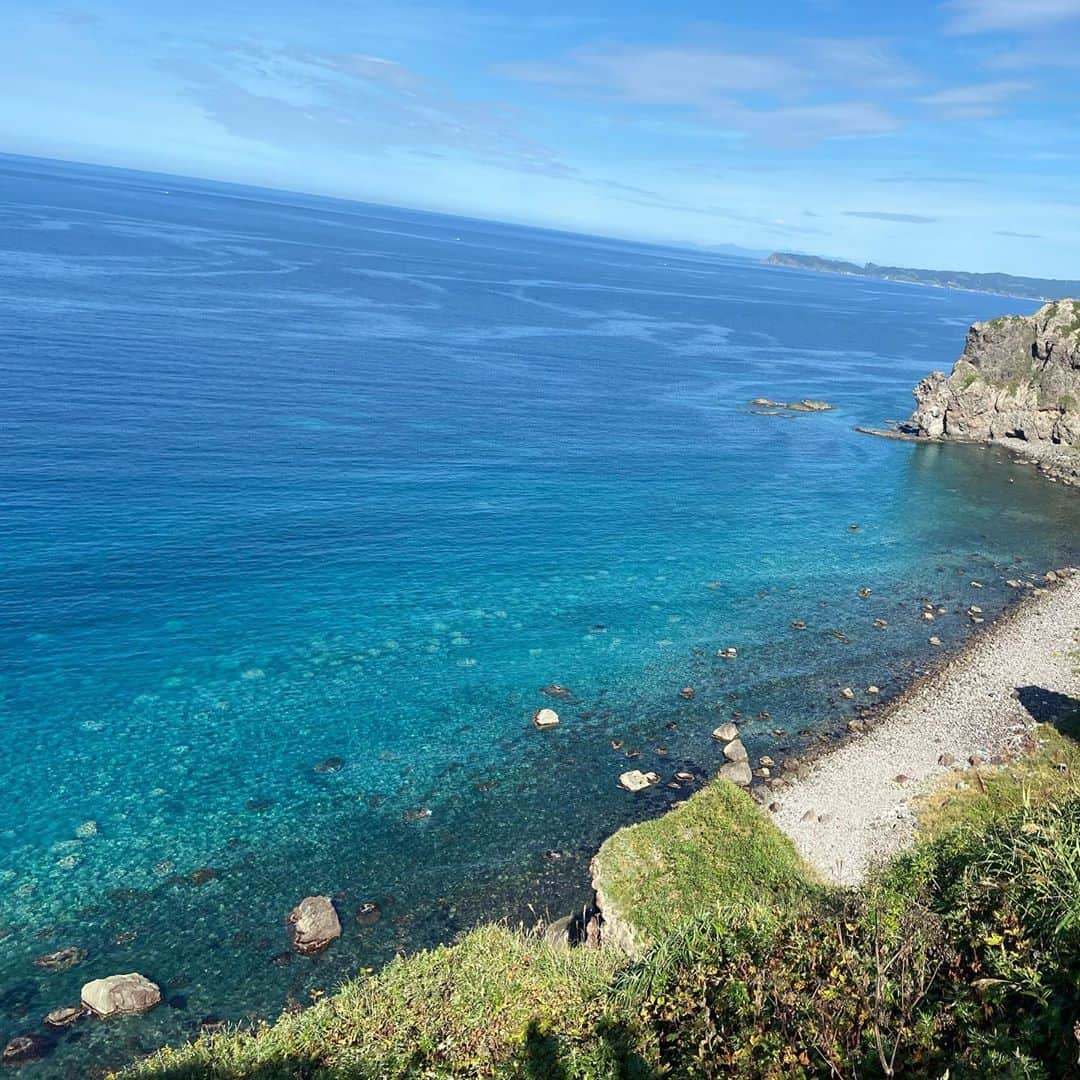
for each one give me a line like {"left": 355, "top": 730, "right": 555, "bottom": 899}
{"left": 591, "top": 780, "right": 819, "bottom": 951}
{"left": 119, "top": 689, "right": 1080, "bottom": 1080}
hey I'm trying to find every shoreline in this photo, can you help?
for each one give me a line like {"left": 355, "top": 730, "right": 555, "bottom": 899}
{"left": 768, "top": 569, "right": 1080, "bottom": 886}
{"left": 855, "top": 425, "right": 1080, "bottom": 488}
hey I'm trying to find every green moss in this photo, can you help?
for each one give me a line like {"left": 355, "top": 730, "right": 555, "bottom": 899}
{"left": 591, "top": 781, "right": 820, "bottom": 949}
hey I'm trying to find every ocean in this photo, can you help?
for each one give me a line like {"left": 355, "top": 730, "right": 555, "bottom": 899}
{"left": 2, "top": 154, "right": 1079, "bottom": 1075}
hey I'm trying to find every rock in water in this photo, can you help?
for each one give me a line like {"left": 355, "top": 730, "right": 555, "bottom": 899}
{"left": 717, "top": 760, "right": 753, "bottom": 787}
{"left": 288, "top": 896, "right": 341, "bottom": 955}
{"left": 43, "top": 1007, "right": 84, "bottom": 1028}
{"left": 81, "top": 973, "right": 161, "bottom": 1018}
{"left": 618, "top": 770, "right": 659, "bottom": 793}
{"left": 532, "top": 708, "right": 560, "bottom": 729}
{"left": 723, "top": 738, "right": 748, "bottom": 763}
{"left": 2, "top": 1035, "right": 52, "bottom": 1064}
{"left": 34, "top": 946, "right": 87, "bottom": 972}
{"left": 711, "top": 722, "right": 739, "bottom": 742}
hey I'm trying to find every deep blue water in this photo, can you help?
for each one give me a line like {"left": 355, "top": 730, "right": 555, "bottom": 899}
{"left": 2, "top": 155, "right": 1080, "bottom": 1075}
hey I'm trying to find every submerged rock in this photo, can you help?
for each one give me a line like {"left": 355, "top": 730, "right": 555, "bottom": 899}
{"left": 288, "top": 896, "right": 342, "bottom": 955}
{"left": 355, "top": 902, "right": 381, "bottom": 927}
{"left": 2, "top": 1034, "right": 52, "bottom": 1064}
{"left": 81, "top": 973, "right": 161, "bottom": 1018}
{"left": 539, "top": 684, "right": 573, "bottom": 699}
{"left": 33, "top": 947, "right": 87, "bottom": 972}
{"left": 313, "top": 756, "right": 346, "bottom": 774}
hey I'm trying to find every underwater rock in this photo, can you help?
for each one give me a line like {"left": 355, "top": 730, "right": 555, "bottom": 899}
{"left": 532, "top": 708, "right": 560, "bottom": 729}
{"left": 313, "top": 757, "right": 346, "bottom": 774}
{"left": 355, "top": 902, "right": 381, "bottom": 927}
{"left": 288, "top": 896, "right": 341, "bottom": 956}
{"left": 2, "top": 1034, "right": 52, "bottom": 1064}
{"left": 33, "top": 947, "right": 87, "bottom": 973}
{"left": 539, "top": 684, "right": 573, "bottom": 699}
{"left": 245, "top": 798, "right": 275, "bottom": 812}
{"left": 189, "top": 867, "right": 219, "bottom": 887}
{"left": 81, "top": 973, "right": 161, "bottom": 1018}
{"left": 678, "top": 687, "right": 695, "bottom": 699}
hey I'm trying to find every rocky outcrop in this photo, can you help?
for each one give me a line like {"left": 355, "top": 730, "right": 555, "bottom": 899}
{"left": 288, "top": 896, "right": 341, "bottom": 955}
{"left": 907, "top": 299, "right": 1080, "bottom": 485}
{"left": 81, "top": 973, "right": 161, "bottom": 1018}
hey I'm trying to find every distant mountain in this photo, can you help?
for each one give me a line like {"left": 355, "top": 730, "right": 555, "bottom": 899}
{"left": 764, "top": 251, "right": 1080, "bottom": 301}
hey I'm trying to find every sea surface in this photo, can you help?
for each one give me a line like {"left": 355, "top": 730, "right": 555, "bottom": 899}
{"left": 2, "top": 154, "right": 1080, "bottom": 1075}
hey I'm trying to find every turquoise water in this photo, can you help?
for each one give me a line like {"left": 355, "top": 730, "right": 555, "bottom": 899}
{"left": 2, "top": 154, "right": 1080, "bottom": 1074}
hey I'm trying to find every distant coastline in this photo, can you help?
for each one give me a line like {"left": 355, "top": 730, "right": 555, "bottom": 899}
{"left": 763, "top": 251, "right": 1080, "bottom": 302}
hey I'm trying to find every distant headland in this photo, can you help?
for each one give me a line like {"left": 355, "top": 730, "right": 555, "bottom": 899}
{"left": 764, "top": 251, "right": 1080, "bottom": 302}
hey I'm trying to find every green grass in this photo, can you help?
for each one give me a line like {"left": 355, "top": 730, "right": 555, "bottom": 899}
{"left": 118, "top": 924, "right": 637, "bottom": 1079}
{"left": 591, "top": 781, "right": 819, "bottom": 951}
{"left": 918, "top": 717, "right": 1080, "bottom": 839}
{"left": 119, "top": 685, "right": 1080, "bottom": 1080}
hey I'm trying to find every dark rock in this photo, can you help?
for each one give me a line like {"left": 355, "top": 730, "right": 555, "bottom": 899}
{"left": 245, "top": 798, "right": 275, "bottom": 812}
{"left": 313, "top": 756, "right": 346, "bottom": 774}
{"left": 190, "top": 867, "right": 219, "bottom": 887}
{"left": 355, "top": 902, "right": 382, "bottom": 927}
{"left": 2, "top": 1034, "right": 51, "bottom": 1064}
{"left": 33, "top": 947, "right": 87, "bottom": 972}
{"left": 539, "top": 684, "right": 573, "bottom": 699}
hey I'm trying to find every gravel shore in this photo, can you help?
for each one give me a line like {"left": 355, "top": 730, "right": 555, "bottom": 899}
{"left": 772, "top": 571, "right": 1080, "bottom": 886}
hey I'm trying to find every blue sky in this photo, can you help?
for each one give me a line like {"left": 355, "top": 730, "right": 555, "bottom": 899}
{"left": 4, "top": 0, "right": 1080, "bottom": 275}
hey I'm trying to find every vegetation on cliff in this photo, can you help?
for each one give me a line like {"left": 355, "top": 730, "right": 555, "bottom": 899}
{"left": 119, "top": 700, "right": 1080, "bottom": 1080}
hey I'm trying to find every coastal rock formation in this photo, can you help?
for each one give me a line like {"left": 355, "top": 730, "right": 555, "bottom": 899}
{"left": 81, "top": 973, "right": 161, "bottom": 1018}
{"left": 907, "top": 300, "right": 1080, "bottom": 484}
{"left": 288, "top": 896, "right": 342, "bottom": 954}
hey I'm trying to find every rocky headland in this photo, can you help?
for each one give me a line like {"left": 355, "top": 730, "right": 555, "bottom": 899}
{"left": 896, "top": 299, "right": 1080, "bottom": 486}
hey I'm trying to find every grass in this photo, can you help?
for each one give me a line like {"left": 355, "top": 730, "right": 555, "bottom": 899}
{"left": 119, "top": 680, "right": 1080, "bottom": 1080}
{"left": 591, "top": 780, "right": 819, "bottom": 952}
{"left": 918, "top": 716, "right": 1080, "bottom": 839}
{"left": 119, "top": 924, "right": 636, "bottom": 1079}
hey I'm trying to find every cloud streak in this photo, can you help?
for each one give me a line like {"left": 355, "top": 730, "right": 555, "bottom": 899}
{"left": 844, "top": 211, "right": 938, "bottom": 223}
{"left": 160, "top": 41, "right": 573, "bottom": 177}
{"left": 499, "top": 37, "right": 913, "bottom": 144}
{"left": 943, "top": 0, "right": 1080, "bottom": 33}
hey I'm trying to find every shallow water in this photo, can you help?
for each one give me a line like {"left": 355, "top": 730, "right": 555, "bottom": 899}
{"left": 2, "top": 154, "right": 1080, "bottom": 1075}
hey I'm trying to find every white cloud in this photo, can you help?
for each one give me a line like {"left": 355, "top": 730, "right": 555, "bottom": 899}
{"left": 499, "top": 37, "right": 911, "bottom": 144}
{"left": 915, "top": 79, "right": 1032, "bottom": 118}
{"left": 943, "top": 0, "right": 1080, "bottom": 33}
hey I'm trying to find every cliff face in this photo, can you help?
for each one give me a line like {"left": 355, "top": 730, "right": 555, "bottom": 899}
{"left": 910, "top": 299, "right": 1080, "bottom": 448}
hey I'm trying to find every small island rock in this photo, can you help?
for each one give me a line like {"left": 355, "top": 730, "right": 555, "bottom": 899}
{"left": 288, "top": 896, "right": 342, "bottom": 955}
{"left": 81, "top": 973, "right": 161, "bottom": 1018}
{"left": 532, "top": 708, "right": 560, "bottom": 729}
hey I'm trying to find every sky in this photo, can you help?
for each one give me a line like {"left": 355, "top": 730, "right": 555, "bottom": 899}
{"left": 3, "top": 0, "right": 1080, "bottom": 276}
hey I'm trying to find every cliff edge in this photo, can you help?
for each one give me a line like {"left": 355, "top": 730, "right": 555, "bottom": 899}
{"left": 908, "top": 299, "right": 1080, "bottom": 486}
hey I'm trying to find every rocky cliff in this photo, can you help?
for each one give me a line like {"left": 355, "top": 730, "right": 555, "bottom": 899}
{"left": 907, "top": 299, "right": 1080, "bottom": 485}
